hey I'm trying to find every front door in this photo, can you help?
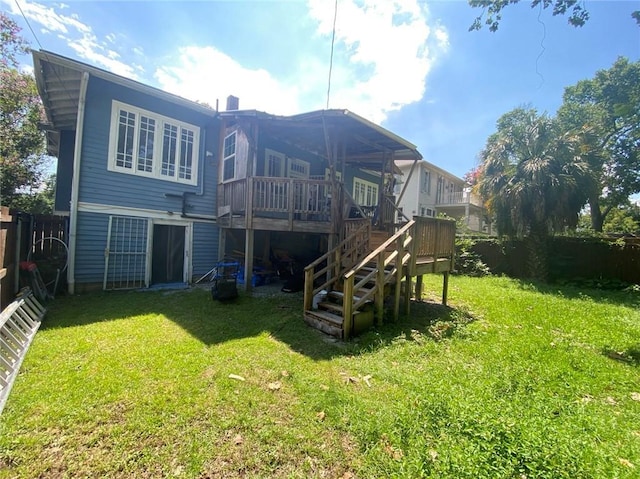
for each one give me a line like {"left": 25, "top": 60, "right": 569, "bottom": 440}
{"left": 152, "top": 224, "right": 185, "bottom": 284}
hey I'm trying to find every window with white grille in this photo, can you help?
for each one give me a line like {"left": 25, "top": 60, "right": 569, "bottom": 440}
{"left": 108, "top": 101, "right": 199, "bottom": 185}
{"left": 353, "top": 178, "right": 378, "bottom": 206}
{"left": 223, "top": 131, "right": 237, "bottom": 181}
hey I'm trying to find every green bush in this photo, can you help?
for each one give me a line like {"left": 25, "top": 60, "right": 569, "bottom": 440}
{"left": 455, "top": 237, "right": 491, "bottom": 277}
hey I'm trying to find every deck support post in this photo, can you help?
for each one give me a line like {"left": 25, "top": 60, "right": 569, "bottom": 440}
{"left": 442, "top": 271, "right": 449, "bottom": 306}
{"left": 219, "top": 229, "right": 227, "bottom": 261}
{"left": 244, "top": 229, "right": 254, "bottom": 293}
{"left": 404, "top": 273, "right": 411, "bottom": 315}
{"left": 375, "top": 251, "right": 385, "bottom": 325}
{"left": 415, "top": 274, "right": 423, "bottom": 302}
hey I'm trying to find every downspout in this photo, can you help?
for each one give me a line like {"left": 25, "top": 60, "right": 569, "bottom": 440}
{"left": 164, "top": 122, "right": 218, "bottom": 222}
{"left": 67, "top": 71, "right": 90, "bottom": 295}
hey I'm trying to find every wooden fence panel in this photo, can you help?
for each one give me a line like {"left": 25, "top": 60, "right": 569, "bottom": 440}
{"left": 0, "top": 208, "right": 16, "bottom": 310}
{"left": 0, "top": 209, "right": 68, "bottom": 310}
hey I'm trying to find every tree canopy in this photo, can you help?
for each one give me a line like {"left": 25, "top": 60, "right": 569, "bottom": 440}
{"left": 0, "top": 13, "right": 51, "bottom": 213}
{"left": 468, "top": 0, "right": 640, "bottom": 32}
{"left": 557, "top": 57, "right": 640, "bottom": 231}
{"left": 476, "top": 108, "right": 592, "bottom": 279}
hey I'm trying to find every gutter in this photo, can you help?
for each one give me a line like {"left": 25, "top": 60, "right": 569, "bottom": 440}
{"left": 67, "top": 71, "right": 89, "bottom": 295}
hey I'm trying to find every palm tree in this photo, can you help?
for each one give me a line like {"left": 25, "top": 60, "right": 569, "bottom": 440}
{"left": 477, "top": 108, "right": 592, "bottom": 281}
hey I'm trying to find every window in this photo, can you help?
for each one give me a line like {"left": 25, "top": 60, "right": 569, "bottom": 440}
{"left": 353, "top": 178, "right": 378, "bottom": 206}
{"left": 264, "top": 149, "right": 285, "bottom": 177}
{"left": 421, "top": 169, "right": 431, "bottom": 194}
{"left": 108, "top": 101, "right": 199, "bottom": 185}
{"left": 287, "top": 158, "right": 310, "bottom": 179}
{"left": 223, "top": 131, "right": 237, "bottom": 181}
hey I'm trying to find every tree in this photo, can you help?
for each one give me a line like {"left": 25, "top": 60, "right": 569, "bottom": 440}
{"left": 0, "top": 13, "right": 50, "bottom": 212}
{"left": 468, "top": 0, "right": 640, "bottom": 32}
{"left": 557, "top": 57, "right": 640, "bottom": 232}
{"left": 476, "top": 108, "right": 591, "bottom": 280}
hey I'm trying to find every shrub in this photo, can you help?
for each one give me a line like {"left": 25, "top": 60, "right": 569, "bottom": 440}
{"left": 455, "top": 237, "right": 491, "bottom": 277}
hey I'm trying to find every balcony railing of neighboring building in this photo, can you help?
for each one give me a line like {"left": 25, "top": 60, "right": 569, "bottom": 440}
{"left": 436, "top": 190, "right": 483, "bottom": 208}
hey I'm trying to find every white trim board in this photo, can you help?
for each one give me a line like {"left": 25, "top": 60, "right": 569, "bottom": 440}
{"left": 78, "top": 202, "right": 216, "bottom": 223}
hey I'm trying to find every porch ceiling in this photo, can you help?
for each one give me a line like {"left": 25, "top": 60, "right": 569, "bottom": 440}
{"left": 253, "top": 109, "right": 421, "bottom": 168}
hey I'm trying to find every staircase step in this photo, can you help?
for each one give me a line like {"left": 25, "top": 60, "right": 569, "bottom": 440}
{"left": 304, "top": 310, "right": 343, "bottom": 338}
{"left": 306, "top": 309, "right": 343, "bottom": 326}
{"left": 327, "top": 290, "right": 369, "bottom": 304}
{"left": 318, "top": 301, "right": 343, "bottom": 314}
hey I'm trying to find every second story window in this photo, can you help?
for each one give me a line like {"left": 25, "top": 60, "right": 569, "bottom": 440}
{"left": 223, "top": 131, "right": 237, "bottom": 181}
{"left": 109, "top": 101, "right": 199, "bottom": 185}
{"left": 421, "top": 169, "right": 431, "bottom": 194}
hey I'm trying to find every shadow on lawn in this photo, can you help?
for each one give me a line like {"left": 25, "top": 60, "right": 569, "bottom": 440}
{"left": 43, "top": 288, "right": 469, "bottom": 361}
{"left": 352, "top": 300, "right": 476, "bottom": 353}
{"left": 512, "top": 279, "right": 640, "bottom": 308}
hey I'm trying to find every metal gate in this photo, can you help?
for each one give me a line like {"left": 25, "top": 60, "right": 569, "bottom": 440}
{"left": 103, "top": 216, "right": 149, "bottom": 290}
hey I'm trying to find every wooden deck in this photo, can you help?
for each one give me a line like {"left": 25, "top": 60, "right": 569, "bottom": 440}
{"left": 303, "top": 217, "right": 457, "bottom": 339}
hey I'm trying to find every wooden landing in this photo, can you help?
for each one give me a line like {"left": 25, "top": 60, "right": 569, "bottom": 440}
{"left": 411, "top": 256, "right": 452, "bottom": 275}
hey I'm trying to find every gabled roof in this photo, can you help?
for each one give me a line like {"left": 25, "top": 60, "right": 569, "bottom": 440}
{"left": 221, "top": 109, "right": 421, "bottom": 170}
{"left": 32, "top": 50, "right": 217, "bottom": 132}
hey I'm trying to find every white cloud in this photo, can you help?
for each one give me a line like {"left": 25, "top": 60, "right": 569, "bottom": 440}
{"left": 155, "top": 46, "right": 300, "bottom": 114}
{"left": 306, "top": 0, "right": 448, "bottom": 123}
{"left": 3, "top": 0, "right": 141, "bottom": 79}
{"left": 154, "top": 0, "right": 447, "bottom": 124}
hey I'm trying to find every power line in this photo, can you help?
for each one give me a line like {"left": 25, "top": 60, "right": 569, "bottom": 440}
{"left": 14, "top": 0, "right": 44, "bottom": 51}
{"left": 326, "top": 0, "right": 338, "bottom": 110}
{"left": 13, "top": 0, "right": 77, "bottom": 106}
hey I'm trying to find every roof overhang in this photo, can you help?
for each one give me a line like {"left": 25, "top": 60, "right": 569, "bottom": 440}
{"left": 32, "top": 50, "right": 217, "bottom": 154}
{"left": 221, "top": 109, "right": 421, "bottom": 171}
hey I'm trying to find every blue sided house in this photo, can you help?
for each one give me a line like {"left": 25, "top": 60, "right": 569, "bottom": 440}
{"left": 34, "top": 50, "right": 457, "bottom": 339}
{"left": 34, "top": 51, "right": 220, "bottom": 293}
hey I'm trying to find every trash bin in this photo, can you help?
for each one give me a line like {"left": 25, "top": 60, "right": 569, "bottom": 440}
{"left": 211, "top": 261, "right": 239, "bottom": 301}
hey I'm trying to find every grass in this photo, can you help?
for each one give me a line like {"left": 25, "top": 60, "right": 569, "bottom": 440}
{"left": 1, "top": 276, "right": 639, "bottom": 478}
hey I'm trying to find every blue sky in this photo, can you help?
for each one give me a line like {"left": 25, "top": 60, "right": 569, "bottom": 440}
{"left": 3, "top": 0, "right": 640, "bottom": 179}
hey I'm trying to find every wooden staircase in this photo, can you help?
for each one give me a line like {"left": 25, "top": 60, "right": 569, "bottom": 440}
{"left": 303, "top": 217, "right": 457, "bottom": 339}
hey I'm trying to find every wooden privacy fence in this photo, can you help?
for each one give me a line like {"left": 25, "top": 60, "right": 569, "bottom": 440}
{"left": 0, "top": 207, "right": 68, "bottom": 310}
{"left": 0, "top": 288, "right": 46, "bottom": 414}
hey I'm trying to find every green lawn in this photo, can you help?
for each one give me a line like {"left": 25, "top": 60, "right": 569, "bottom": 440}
{"left": 1, "top": 276, "right": 639, "bottom": 478}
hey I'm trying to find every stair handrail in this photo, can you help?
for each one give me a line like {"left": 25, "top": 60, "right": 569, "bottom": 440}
{"left": 344, "top": 219, "right": 415, "bottom": 280}
{"left": 342, "top": 219, "right": 416, "bottom": 333}
{"left": 303, "top": 221, "right": 371, "bottom": 311}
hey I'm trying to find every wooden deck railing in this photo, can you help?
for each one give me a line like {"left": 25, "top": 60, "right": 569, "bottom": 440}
{"left": 303, "top": 220, "right": 371, "bottom": 312}
{"left": 218, "top": 177, "right": 334, "bottom": 220}
{"left": 412, "top": 216, "right": 457, "bottom": 258}
{"left": 342, "top": 220, "right": 416, "bottom": 336}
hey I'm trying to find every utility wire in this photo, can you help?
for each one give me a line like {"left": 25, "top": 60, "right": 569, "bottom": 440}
{"left": 14, "top": 0, "right": 44, "bottom": 51}
{"left": 535, "top": 1, "right": 547, "bottom": 90}
{"left": 14, "top": 0, "right": 79, "bottom": 108}
{"left": 326, "top": 0, "right": 338, "bottom": 110}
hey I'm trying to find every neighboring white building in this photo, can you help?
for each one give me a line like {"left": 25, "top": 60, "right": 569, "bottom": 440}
{"left": 395, "top": 158, "right": 489, "bottom": 234}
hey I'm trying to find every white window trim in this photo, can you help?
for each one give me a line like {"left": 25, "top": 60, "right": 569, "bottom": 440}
{"left": 287, "top": 157, "right": 310, "bottom": 179}
{"left": 222, "top": 130, "right": 238, "bottom": 183}
{"left": 264, "top": 148, "right": 285, "bottom": 177}
{"left": 353, "top": 177, "right": 379, "bottom": 207}
{"left": 107, "top": 100, "right": 199, "bottom": 186}
{"left": 421, "top": 169, "right": 431, "bottom": 195}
